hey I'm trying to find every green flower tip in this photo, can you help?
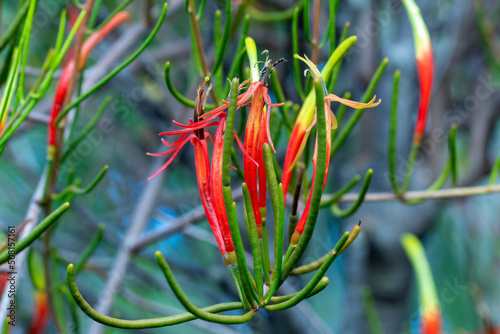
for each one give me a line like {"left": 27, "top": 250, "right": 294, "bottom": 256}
{"left": 401, "top": 233, "right": 420, "bottom": 253}
{"left": 67, "top": 263, "right": 75, "bottom": 274}
{"left": 155, "top": 250, "right": 163, "bottom": 260}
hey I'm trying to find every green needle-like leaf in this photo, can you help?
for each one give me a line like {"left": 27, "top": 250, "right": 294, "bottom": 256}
{"left": 67, "top": 263, "right": 246, "bottom": 328}
{"left": 267, "top": 232, "right": 349, "bottom": 311}
{"left": 449, "top": 124, "right": 458, "bottom": 187}
{"left": 74, "top": 223, "right": 105, "bottom": 274}
{"left": 331, "top": 169, "right": 373, "bottom": 218}
{"left": 156, "top": 252, "right": 257, "bottom": 324}
{"left": 242, "top": 183, "right": 264, "bottom": 301}
{"left": 0, "top": 203, "right": 71, "bottom": 264}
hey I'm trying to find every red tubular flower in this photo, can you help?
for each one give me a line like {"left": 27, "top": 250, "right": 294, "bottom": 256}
{"left": 237, "top": 68, "right": 282, "bottom": 233}
{"left": 149, "top": 84, "right": 236, "bottom": 262}
{"left": 401, "top": 233, "right": 442, "bottom": 334}
{"left": 47, "top": 11, "right": 131, "bottom": 148}
{"left": 402, "top": 0, "right": 434, "bottom": 144}
{"left": 289, "top": 55, "right": 380, "bottom": 244}
{"left": 28, "top": 292, "right": 49, "bottom": 334}
{"left": 414, "top": 43, "right": 433, "bottom": 144}
{"left": 210, "top": 114, "right": 235, "bottom": 255}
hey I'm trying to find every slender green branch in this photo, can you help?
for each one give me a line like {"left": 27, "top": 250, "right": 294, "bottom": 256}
{"left": 360, "top": 286, "right": 385, "bottom": 334}
{"left": 0, "top": 0, "right": 30, "bottom": 52}
{"left": 210, "top": 0, "right": 231, "bottom": 76}
{"left": 62, "top": 97, "right": 111, "bottom": 162}
{"left": 67, "top": 263, "right": 246, "bottom": 328}
{"left": 489, "top": 153, "right": 500, "bottom": 185}
{"left": 74, "top": 223, "right": 105, "bottom": 274}
{"left": 269, "top": 276, "right": 329, "bottom": 303}
{"left": 262, "top": 144, "right": 284, "bottom": 302}
{"left": 331, "top": 169, "right": 372, "bottom": 218}
{"left": 267, "top": 232, "right": 349, "bottom": 311}
{"left": 246, "top": 1, "right": 302, "bottom": 22}
{"left": 156, "top": 252, "right": 257, "bottom": 324}
{"left": 292, "top": 8, "right": 304, "bottom": 100}
{"left": 320, "top": 173, "right": 360, "bottom": 208}
{"left": 388, "top": 70, "right": 401, "bottom": 194}
{"left": 0, "top": 203, "right": 70, "bottom": 264}
{"left": 242, "top": 183, "right": 264, "bottom": 301}
{"left": 449, "top": 124, "right": 458, "bottom": 187}
{"left": 51, "top": 165, "right": 108, "bottom": 200}
{"left": 91, "top": 0, "right": 135, "bottom": 33}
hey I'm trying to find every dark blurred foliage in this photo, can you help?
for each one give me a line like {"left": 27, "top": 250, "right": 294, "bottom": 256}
{"left": 0, "top": 0, "right": 499, "bottom": 333}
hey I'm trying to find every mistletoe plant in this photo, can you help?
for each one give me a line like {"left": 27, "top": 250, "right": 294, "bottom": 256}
{"left": 1, "top": 0, "right": 500, "bottom": 332}
{"left": 66, "top": 34, "right": 380, "bottom": 326}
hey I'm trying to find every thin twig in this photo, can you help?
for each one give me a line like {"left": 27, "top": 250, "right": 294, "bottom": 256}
{"left": 131, "top": 190, "right": 244, "bottom": 252}
{"left": 326, "top": 183, "right": 500, "bottom": 203}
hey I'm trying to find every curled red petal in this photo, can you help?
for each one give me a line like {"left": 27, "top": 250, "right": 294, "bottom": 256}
{"left": 148, "top": 134, "right": 195, "bottom": 179}
{"left": 159, "top": 121, "right": 219, "bottom": 136}
{"left": 161, "top": 133, "right": 188, "bottom": 147}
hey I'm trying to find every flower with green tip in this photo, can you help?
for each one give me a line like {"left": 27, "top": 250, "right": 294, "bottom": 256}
{"left": 401, "top": 233, "right": 442, "bottom": 334}
{"left": 282, "top": 54, "right": 380, "bottom": 219}
{"left": 402, "top": 0, "right": 434, "bottom": 144}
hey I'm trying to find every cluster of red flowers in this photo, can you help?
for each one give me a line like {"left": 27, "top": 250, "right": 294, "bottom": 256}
{"left": 149, "top": 53, "right": 381, "bottom": 264}
{"left": 148, "top": 60, "right": 283, "bottom": 264}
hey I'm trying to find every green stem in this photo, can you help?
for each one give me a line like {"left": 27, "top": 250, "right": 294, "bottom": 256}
{"left": 320, "top": 174, "right": 360, "bottom": 208}
{"left": 360, "top": 285, "right": 385, "bottom": 334}
{"left": 51, "top": 165, "right": 108, "bottom": 200}
{"left": 388, "top": 70, "right": 401, "bottom": 194}
{"left": 262, "top": 144, "right": 284, "bottom": 302}
{"left": 74, "top": 223, "right": 105, "bottom": 274}
{"left": 62, "top": 97, "right": 111, "bottom": 162}
{"left": 246, "top": 1, "right": 302, "bottom": 22}
{"left": 156, "top": 252, "right": 257, "bottom": 324}
{"left": 292, "top": 8, "right": 304, "bottom": 100}
{"left": 449, "top": 124, "right": 458, "bottom": 187}
{"left": 331, "top": 169, "right": 372, "bottom": 218}
{"left": 0, "top": 0, "right": 30, "bottom": 52}
{"left": 210, "top": 0, "right": 231, "bottom": 77}
{"left": 67, "top": 263, "right": 247, "bottom": 328}
{"left": 0, "top": 203, "right": 70, "bottom": 264}
{"left": 266, "top": 232, "right": 349, "bottom": 311}
{"left": 242, "top": 184, "right": 264, "bottom": 301}
{"left": 269, "top": 276, "right": 329, "bottom": 304}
